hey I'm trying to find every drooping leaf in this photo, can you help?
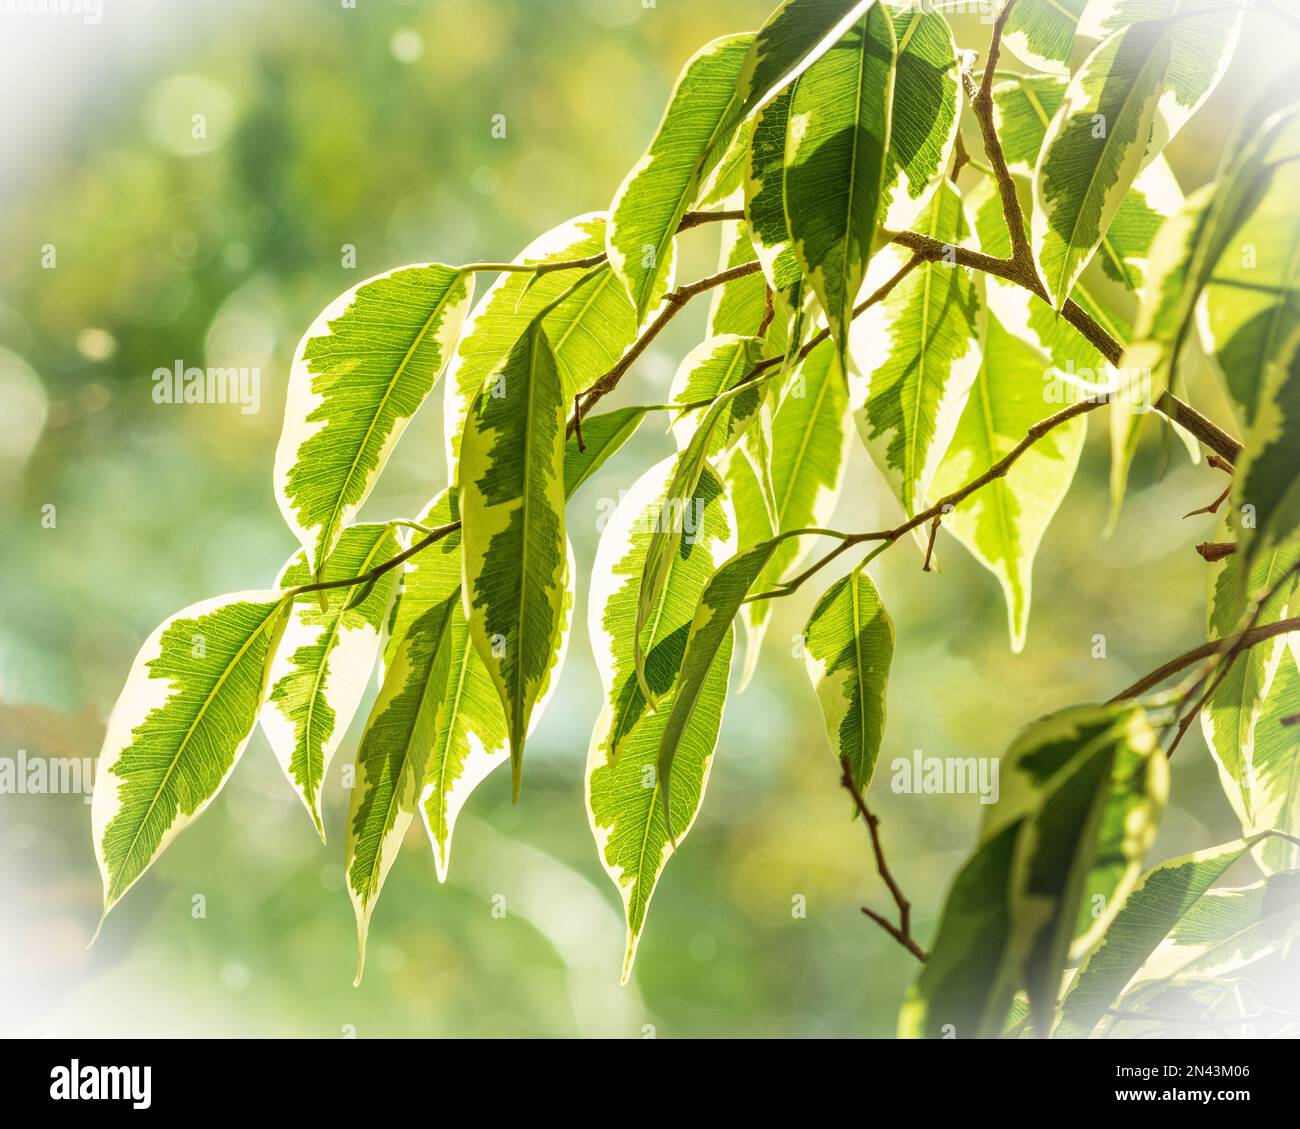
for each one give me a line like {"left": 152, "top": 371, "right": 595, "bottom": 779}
{"left": 443, "top": 213, "right": 638, "bottom": 481}
{"left": 879, "top": 5, "right": 960, "bottom": 233}
{"left": 1126, "top": 868, "right": 1300, "bottom": 985}
{"left": 1032, "top": 7, "right": 1241, "bottom": 309}
{"left": 993, "top": 74, "right": 1068, "bottom": 177}
{"left": 1003, "top": 0, "right": 1086, "bottom": 75}
{"left": 706, "top": 217, "right": 782, "bottom": 342}
{"left": 586, "top": 457, "right": 736, "bottom": 981}
{"left": 849, "top": 180, "right": 983, "bottom": 516}
{"left": 724, "top": 450, "right": 778, "bottom": 689}
{"left": 1245, "top": 656, "right": 1300, "bottom": 874}
{"left": 381, "top": 489, "right": 575, "bottom": 884}
{"left": 785, "top": 1, "right": 896, "bottom": 365}
{"left": 275, "top": 265, "right": 473, "bottom": 578}
{"left": 802, "top": 569, "right": 894, "bottom": 793}
{"left": 1197, "top": 104, "right": 1300, "bottom": 431}
{"left": 657, "top": 540, "right": 778, "bottom": 829}
{"left": 741, "top": 337, "right": 852, "bottom": 678}
{"left": 930, "top": 316, "right": 1087, "bottom": 653}
{"left": 346, "top": 588, "right": 457, "bottom": 983}
{"left": 669, "top": 334, "right": 767, "bottom": 459}
{"left": 607, "top": 33, "right": 754, "bottom": 319}
{"left": 564, "top": 406, "right": 647, "bottom": 500}
{"left": 459, "top": 321, "right": 568, "bottom": 799}
{"left": 92, "top": 593, "right": 291, "bottom": 922}
{"left": 1201, "top": 509, "right": 1300, "bottom": 827}
{"left": 746, "top": 88, "right": 804, "bottom": 296}
{"left": 1057, "top": 835, "right": 1268, "bottom": 1038}
{"left": 1235, "top": 326, "right": 1300, "bottom": 581}
{"left": 261, "top": 523, "right": 401, "bottom": 840}
{"left": 901, "top": 703, "right": 1165, "bottom": 1038}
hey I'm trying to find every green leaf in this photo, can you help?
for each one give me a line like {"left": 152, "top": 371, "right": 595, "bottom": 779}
{"left": 1201, "top": 509, "right": 1300, "bottom": 827}
{"left": 346, "top": 587, "right": 458, "bottom": 983}
{"left": 1197, "top": 105, "right": 1300, "bottom": 431}
{"left": 607, "top": 33, "right": 755, "bottom": 319}
{"left": 586, "top": 457, "right": 737, "bottom": 981}
{"left": 850, "top": 180, "right": 983, "bottom": 516}
{"left": 1057, "top": 835, "right": 1267, "bottom": 1038}
{"left": 275, "top": 264, "right": 473, "bottom": 579}
{"left": 1032, "top": 7, "right": 1241, "bottom": 309}
{"left": 1003, "top": 0, "right": 1086, "bottom": 74}
{"left": 657, "top": 540, "right": 778, "bottom": 831}
{"left": 1127, "top": 868, "right": 1300, "bottom": 985}
{"left": 1245, "top": 655, "right": 1300, "bottom": 874}
{"left": 785, "top": 1, "right": 896, "bottom": 365}
{"left": 634, "top": 394, "right": 738, "bottom": 704}
{"left": 741, "top": 337, "right": 853, "bottom": 678}
{"left": 564, "top": 406, "right": 647, "bottom": 501}
{"left": 1235, "top": 327, "right": 1300, "bottom": 580}
{"left": 706, "top": 218, "right": 784, "bottom": 342}
{"left": 724, "top": 451, "right": 778, "bottom": 689}
{"left": 717, "top": 0, "right": 878, "bottom": 169}
{"left": 803, "top": 569, "right": 894, "bottom": 792}
{"left": 930, "top": 316, "right": 1087, "bottom": 653}
{"left": 879, "top": 6, "right": 960, "bottom": 233}
{"left": 746, "top": 88, "right": 804, "bottom": 296}
{"left": 443, "top": 213, "right": 638, "bottom": 481}
{"left": 261, "top": 523, "right": 401, "bottom": 841}
{"left": 669, "top": 334, "right": 766, "bottom": 459}
{"left": 381, "top": 489, "right": 574, "bottom": 884}
{"left": 993, "top": 75, "right": 1068, "bottom": 178}
{"left": 459, "top": 320, "right": 569, "bottom": 799}
{"left": 92, "top": 593, "right": 291, "bottom": 922}
{"left": 901, "top": 703, "right": 1165, "bottom": 1038}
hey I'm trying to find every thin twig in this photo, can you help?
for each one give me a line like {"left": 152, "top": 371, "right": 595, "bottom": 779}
{"left": 922, "top": 515, "right": 942, "bottom": 573}
{"left": 840, "top": 757, "right": 928, "bottom": 963}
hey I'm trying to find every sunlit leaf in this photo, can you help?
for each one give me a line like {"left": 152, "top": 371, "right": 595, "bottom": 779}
{"left": 802, "top": 568, "right": 894, "bottom": 792}
{"left": 261, "top": 523, "right": 400, "bottom": 840}
{"left": 1003, "top": 0, "right": 1086, "bottom": 74}
{"left": 460, "top": 321, "right": 568, "bottom": 798}
{"left": 275, "top": 264, "right": 473, "bottom": 578}
{"left": 93, "top": 593, "right": 291, "bottom": 923}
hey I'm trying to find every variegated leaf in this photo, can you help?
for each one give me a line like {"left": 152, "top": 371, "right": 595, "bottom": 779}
{"left": 347, "top": 586, "right": 458, "bottom": 983}
{"left": 608, "top": 33, "right": 754, "bottom": 319}
{"left": 1003, "top": 0, "right": 1086, "bottom": 75}
{"left": 803, "top": 568, "right": 894, "bottom": 792}
{"left": 746, "top": 88, "right": 805, "bottom": 296}
{"left": 931, "top": 316, "right": 1086, "bottom": 653}
{"left": 460, "top": 320, "right": 568, "bottom": 798}
{"left": 1032, "top": 7, "right": 1240, "bottom": 309}
{"left": 785, "top": 1, "right": 896, "bottom": 364}
{"left": 564, "top": 406, "right": 647, "bottom": 501}
{"left": 849, "top": 180, "right": 983, "bottom": 516}
{"left": 1245, "top": 656, "right": 1300, "bottom": 874}
{"left": 275, "top": 265, "right": 473, "bottom": 578}
{"left": 586, "top": 457, "right": 736, "bottom": 981}
{"left": 93, "top": 593, "right": 291, "bottom": 924}
{"left": 443, "top": 213, "right": 638, "bottom": 481}
{"left": 261, "top": 523, "right": 400, "bottom": 841}
{"left": 669, "top": 333, "right": 766, "bottom": 458}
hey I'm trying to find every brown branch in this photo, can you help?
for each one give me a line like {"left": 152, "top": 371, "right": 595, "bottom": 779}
{"left": 921, "top": 515, "right": 941, "bottom": 573}
{"left": 840, "top": 757, "right": 927, "bottom": 963}
{"left": 288, "top": 521, "right": 462, "bottom": 599}
{"left": 1110, "top": 617, "right": 1300, "bottom": 703}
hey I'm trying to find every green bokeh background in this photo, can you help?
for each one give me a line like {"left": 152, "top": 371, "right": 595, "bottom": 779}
{"left": 0, "top": 0, "right": 1290, "bottom": 1037}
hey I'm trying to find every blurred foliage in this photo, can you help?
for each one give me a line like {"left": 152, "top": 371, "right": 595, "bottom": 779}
{"left": 0, "top": 0, "right": 1291, "bottom": 1036}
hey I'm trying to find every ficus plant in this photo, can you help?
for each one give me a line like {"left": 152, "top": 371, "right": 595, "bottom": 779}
{"left": 90, "top": 0, "right": 1300, "bottom": 1038}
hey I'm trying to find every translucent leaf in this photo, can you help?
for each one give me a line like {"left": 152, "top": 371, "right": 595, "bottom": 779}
{"left": 460, "top": 321, "right": 568, "bottom": 798}
{"left": 93, "top": 593, "right": 291, "bottom": 923}
{"left": 564, "top": 406, "right": 647, "bottom": 500}
{"left": 931, "top": 316, "right": 1086, "bottom": 652}
{"left": 275, "top": 265, "right": 473, "bottom": 579}
{"left": 849, "top": 180, "right": 983, "bottom": 516}
{"left": 785, "top": 2, "right": 896, "bottom": 364}
{"left": 585, "top": 457, "right": 736, "bottom": 981}
{"left": 745, "top": 88, "right": 804, "bottom": 296}
{"left": 668, "top": 333, "right": 766, "bottom": 459}
{"left": 1032, "top": 8, "right": 1240, "bottom": 309}
{"left": 802, "top": 569, "right": 894, "bottom": 792}
{"left": 607, "top": 33, "right": 754, "bottom": 319}
{"left": 1057, "top": 835, "right": 1266, "bottom": 1038}
{"left": 1003, "top": 0, "right": 1086, "bottom": 74}
{"left": 261, "top": 523, "right": 400, "bottom": 840}
{"left": 443, "top": 213, "right": 638, "bottom": 481}
{"left": 346, "top": 587, "right": 458, "bottom": 983}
